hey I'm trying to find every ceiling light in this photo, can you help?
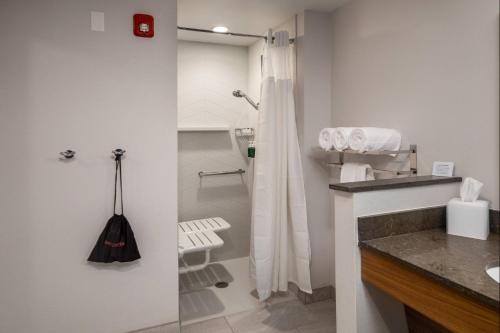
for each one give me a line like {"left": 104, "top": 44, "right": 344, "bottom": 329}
{"left": 212, "top": 26, "right": 229, "bottom": 33}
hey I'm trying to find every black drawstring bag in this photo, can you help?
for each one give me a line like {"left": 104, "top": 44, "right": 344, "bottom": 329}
{"left": 88, "top": 155, "right": 141, "bottom": 263}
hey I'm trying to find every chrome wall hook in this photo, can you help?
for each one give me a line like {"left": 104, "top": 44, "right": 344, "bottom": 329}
{"left": 59, "top": 150, "right": 76, "bottom": 159}
{"left": 112, "top": 148, "right": 126, "bottom": 160}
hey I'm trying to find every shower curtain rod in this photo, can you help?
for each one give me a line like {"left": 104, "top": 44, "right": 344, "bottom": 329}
{"left": 177, "top": 26, "right": 295, "bottom": 43}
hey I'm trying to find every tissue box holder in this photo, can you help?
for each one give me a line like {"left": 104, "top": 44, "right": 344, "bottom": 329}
{"left": 446, "top": 198, "right": 489, "bottom": 240}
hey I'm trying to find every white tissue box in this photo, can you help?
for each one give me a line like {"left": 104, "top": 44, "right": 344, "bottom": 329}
{"left": 446, "top": 198, "right": 489, "bottom": 240}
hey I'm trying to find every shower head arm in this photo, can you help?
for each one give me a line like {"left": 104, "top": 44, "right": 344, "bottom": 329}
{"left": 233, "top": 90, "right": 259, "bottom": 110}
{"left": 243, "top": 95, "right": 259, "bottom": 110}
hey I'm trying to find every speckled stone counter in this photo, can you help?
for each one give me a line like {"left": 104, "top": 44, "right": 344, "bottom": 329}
{"left": 330, "top": 175, "right": 462, "bottom": 192}
{"left": 360, "top": 229, "right": 500, "bottom": 309}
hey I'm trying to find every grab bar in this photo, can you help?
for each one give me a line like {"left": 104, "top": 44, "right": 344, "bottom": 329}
{"left": 321, "top": 144, "right": 418, "bottom": 176}
{"left": 198, "top": 169, "right": 245, "bottom": 178}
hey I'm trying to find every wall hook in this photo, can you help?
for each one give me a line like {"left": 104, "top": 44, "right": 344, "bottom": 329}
{"left": 112, "top": 148, "right": 126, "bottom": 160}
{"left": 59, "top": 150, "right": 76, "bottom": 159}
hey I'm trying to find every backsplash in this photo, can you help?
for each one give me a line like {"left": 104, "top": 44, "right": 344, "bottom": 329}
{"left": 358, "top": 207, "right": 500, "bottom": 241}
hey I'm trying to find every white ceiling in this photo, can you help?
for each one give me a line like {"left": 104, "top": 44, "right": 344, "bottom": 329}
{"left": 178, "top": 0, "right": 348, "bottom": 46}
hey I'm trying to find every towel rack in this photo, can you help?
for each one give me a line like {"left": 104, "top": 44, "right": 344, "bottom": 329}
{"left": 198, "top": 169, "right": 245, "bottom": 178}
{"left": 325, "top": 144, "right": 417, "bottom": 176}
{"left": 235, "top": 128, "right": 255, "bottom": 137}
{"left": 327, "top": 163, "right": 414, "bottom": 176}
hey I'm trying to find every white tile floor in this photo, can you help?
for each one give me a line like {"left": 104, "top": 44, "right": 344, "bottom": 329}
{"left": 179, "top": 257, "right": 297, "bottom": 326}
{"left": 179, "top": 256, "right": 336, "bottom": 332}
{"left": 182, "top": 299, "right": 336, "bottom": 333}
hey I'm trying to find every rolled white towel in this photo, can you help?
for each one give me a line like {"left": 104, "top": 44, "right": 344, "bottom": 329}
{"left": 348, "top": 127, "right": 401, "bottom": 154}
{"left": 332, "top": 127, "right": 354, "bottom": 151}
{"left": 318, "top": 128, "right": 335, "bottom": 151}
{"left": 340, "top": 162, "right": 375, "bottom": 183}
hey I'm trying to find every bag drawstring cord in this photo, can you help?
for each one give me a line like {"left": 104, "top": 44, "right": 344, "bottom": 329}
{"left": 113, "top": 156, "right": 124, "bottom": 215}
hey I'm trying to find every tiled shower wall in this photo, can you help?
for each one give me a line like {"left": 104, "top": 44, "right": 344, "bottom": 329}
{"left": 178, "top": 41, "right": 253, "bottom": 262}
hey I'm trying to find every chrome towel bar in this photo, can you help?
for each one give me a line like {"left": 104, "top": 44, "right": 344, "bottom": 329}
{"left": 327, "top": 163, "right": 416, "bottom": 176}
{"left": 198, "top": 169, "right": 245, "bottom": 178}
{"left": 323, "top": 144, "right": 417, "bottom": 176}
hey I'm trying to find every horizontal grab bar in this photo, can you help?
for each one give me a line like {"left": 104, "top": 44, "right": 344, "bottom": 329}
{"left": 198, "top": 169, "right": 245, "bottom": 178}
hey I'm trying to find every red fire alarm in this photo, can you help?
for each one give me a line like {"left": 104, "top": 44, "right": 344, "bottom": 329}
{"left": 134, "top": 14, "right": 154, "bottom": 38}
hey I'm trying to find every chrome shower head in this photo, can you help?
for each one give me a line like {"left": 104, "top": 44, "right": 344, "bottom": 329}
{"left": 232, "top": 90, "right": 244, "bottom": 98}
{"left": 232, "top": 89, "right": 259, "bottom": 110}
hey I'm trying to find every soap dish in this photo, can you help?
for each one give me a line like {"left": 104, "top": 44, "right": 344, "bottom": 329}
{"left": 235, "top": 128, "right": 255, "bottom": 137}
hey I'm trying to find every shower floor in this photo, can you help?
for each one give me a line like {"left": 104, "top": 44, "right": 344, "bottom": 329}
{"left": 179, "top": 256, "right": 297, "bottom": 325}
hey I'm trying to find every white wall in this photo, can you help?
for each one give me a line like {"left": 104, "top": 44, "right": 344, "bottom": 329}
{"left": 331, "top": 0, "right": 499, "bottom": 209}
{"left": 247, "top": 40, "right": 264, "bottom": 130}
{"left": 178, "top": 41, "right": 252, "bottom": 261}
{"left": 296, "top": 11, "right": 335, "bottom": 290}
{"left": 0, "top": 1, "right": 178, "bottom": 333}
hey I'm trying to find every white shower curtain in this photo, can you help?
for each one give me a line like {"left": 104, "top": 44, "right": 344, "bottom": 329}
{"left": 250, "top": 30, "right": 312, "bottom": 301}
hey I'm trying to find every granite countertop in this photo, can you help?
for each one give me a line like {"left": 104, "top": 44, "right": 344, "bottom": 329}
{"left": 330, "top": 175, "right": 462, "bottom": 192}
{"left": 360, "top": 229, "right": 500, "bottom": 308}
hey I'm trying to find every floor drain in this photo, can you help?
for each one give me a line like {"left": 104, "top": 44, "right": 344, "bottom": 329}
{"left": 215, "top": 281, "right": 229, "bottom": 288}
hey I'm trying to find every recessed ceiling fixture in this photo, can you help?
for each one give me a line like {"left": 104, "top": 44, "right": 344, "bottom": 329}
{"left": 212, "top": 26, "right": 229, "bottom": 33}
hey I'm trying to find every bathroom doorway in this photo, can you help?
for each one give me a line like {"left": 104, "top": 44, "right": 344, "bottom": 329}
{"left": 176, "top": 7, "right": 298, "bottom": 326}
{"left": 177, "top": 36, "right": 262, "bottom": 323}
{"left": 176, "top": 1, "right": 338, "bottom": 331}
